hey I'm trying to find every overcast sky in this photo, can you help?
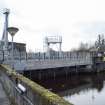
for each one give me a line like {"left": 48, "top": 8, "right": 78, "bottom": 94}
{"left": 0, "top": 0, "right": 105, "bottom": 52}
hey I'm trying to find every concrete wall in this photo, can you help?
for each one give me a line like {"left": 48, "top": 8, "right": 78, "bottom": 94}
{"left": 0, "top": 64, "right": 73, "bottom": 105}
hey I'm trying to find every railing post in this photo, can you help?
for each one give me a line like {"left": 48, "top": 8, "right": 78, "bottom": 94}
{"left": 2, "top": 50, "right": 4, "bottom": 63}
{"left": 26, "top": 52, "right": 27, "bottom": 61}
{"left": 38, "top": 52, "right": 40, "bottom": 61}
{"left": 19, "top": 50, "right": 21, "bottom": 62}
{"left": 44, "top": 53, "right": 45, "bottom": 60}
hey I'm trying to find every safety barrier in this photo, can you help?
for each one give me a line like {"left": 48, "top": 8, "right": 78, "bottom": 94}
{"left": 0, "top": 64, "right": 73, "bottom": 105}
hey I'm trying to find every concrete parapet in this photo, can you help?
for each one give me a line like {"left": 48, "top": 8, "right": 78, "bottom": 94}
{"left": 0, "top": 64, "right": 73, "bottom": 105}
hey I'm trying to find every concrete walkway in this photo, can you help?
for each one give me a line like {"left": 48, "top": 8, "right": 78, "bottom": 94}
{"left": 0, "top": 82, "right": 10, "bottom": 105}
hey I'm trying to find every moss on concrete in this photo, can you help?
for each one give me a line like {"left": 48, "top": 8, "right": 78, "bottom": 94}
{"left": 0, "top": 64, "right": 73, "bottom": 105}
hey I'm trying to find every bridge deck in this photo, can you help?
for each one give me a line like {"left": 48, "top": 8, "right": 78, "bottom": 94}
{"left": 0, "top": 81, "right": 10, "bottom": 105}
{"left": 4, "top": 58, "right": 92, "bottom": 71}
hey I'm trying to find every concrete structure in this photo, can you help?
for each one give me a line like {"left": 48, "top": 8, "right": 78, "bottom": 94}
{"left": 0, "top": 64, "right": 73, "bottom": 105}
{"left": 0, "top": 81, "right": 10, "bottom": 105}
{"left": 0, "top": 8, "right": 26, "bottom": 61}
{"left": 8, "top": 42, "right": 26, "bottom": 53}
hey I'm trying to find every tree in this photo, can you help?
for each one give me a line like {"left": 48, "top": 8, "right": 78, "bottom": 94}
{"left": 95, "top": 34, "right": 105, "bottom": 51}
{"left": 78, "top": 42, "right": 89, "bottom": 51}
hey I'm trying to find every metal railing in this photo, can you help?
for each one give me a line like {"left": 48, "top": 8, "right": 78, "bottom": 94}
{"left": 0, "top": 64, "right": 73, "bottom": 105}
{"left": 0, "top": 50, "right": 93, "bottom": 61}
{"left": 0, "top": 51, "right": 93, "bottom": 71}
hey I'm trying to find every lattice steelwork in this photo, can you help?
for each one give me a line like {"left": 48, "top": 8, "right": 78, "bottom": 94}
{"left": 45, "top": 36, "right": 62, "bottom": 58}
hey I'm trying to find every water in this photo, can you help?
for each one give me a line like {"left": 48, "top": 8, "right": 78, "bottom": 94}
{"left": 62, "top": 73, "right": 105, "bottom": 105}
{"left": 34, "top": 73, "right": 105, "bottom": 105}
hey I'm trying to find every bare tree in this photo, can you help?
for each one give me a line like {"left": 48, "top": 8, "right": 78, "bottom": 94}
{"left": 95, "top": 34, "right": 105, "bottom": 51}
{"left": 78, "top": 42, "right": 89, "bottom": 51}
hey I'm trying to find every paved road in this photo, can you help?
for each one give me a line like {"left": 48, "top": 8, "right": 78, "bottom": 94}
{"left": 0, "top": 82, "right": 10, "bottom": 105}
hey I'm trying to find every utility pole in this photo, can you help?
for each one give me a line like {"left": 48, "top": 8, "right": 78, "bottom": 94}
{"left": 2, "top": 8, "right": 10, "bottom": 61}
{"left": 3, "top": 8, "right": 10, "bottom": 51}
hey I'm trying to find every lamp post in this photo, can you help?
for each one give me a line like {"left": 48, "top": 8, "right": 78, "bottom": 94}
{"left": 7, "top": 27, "right": 19, "bottom": 69}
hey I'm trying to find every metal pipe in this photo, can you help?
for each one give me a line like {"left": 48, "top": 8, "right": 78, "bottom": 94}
{"left": 11, "top": 35, "right": 14, "bottom": 69}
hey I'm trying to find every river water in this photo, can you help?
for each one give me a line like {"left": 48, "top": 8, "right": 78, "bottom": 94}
{"left": 35, "top": 72, "right": 105, "bottom": 105}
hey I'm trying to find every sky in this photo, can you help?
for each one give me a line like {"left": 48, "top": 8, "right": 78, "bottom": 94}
{"left": 0, "top": 0, "right": 105, "bottom": 52}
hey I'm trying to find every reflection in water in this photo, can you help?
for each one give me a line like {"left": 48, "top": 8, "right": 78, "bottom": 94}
{"left": 34, "top": 73, "right": 105, "bottom": 105}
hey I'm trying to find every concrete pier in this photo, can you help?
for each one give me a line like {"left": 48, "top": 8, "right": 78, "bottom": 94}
{"left": 0, "top": 81, "right": 10, "bottom": 105}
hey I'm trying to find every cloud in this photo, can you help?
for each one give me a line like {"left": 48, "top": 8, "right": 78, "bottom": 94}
{"left": 76, "top": 21, "right": 105, "bottom": 34}
{"left": 72, "top": 21, "right": 105, "bottom": 41}
{"left": 2, "top": 0, "right": 105, "bottom": 51}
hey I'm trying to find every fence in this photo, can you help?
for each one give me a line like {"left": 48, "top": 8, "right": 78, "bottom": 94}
{"left": 0, "top": 50, "right": 93, "bottom": 61}
{"left": 0, "top": 64, "right": 73, "bottom": 105}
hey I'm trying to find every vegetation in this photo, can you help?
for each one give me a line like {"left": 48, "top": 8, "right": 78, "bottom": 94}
{"left": 71, "top": 34, "right": 105, "bottom": 52}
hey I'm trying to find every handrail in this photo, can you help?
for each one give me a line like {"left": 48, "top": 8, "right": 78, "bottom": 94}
{"left": 0, "top": 64, "right": 73, "bottom": 105}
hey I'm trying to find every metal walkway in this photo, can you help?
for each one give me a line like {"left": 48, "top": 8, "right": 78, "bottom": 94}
{"left": 0, "top": 81, "right": 10, "bottom": 105}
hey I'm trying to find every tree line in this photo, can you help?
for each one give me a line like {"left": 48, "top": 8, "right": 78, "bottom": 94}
{"left": 72, "top": 34, "right": 105, "bottom": 52}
